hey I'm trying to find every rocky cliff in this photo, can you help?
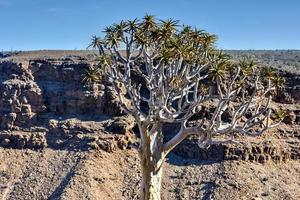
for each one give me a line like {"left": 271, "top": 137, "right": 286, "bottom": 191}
{"left": 0, "top": 57, "right": 125, "bottom": 129}
{"left": 0, "top": 52, "right": 299, "bottom": 164}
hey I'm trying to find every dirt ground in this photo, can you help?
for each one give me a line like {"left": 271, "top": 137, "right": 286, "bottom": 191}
{"left": 0, "top": 146, "right": 299, "bottom": 200}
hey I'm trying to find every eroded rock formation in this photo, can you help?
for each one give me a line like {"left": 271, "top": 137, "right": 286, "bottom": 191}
{"left": 0, "top": 58, "right": 125, "bottom": 129}
{"left": 0, "top": 56, "right": 299, "bottom": 163}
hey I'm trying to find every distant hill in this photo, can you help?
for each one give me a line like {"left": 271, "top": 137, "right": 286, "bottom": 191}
{"left": 1, "top": 49, "right": 300, "bottom": 73}
{"left": 226, "top": 50, "right": 300, "bottom": 74}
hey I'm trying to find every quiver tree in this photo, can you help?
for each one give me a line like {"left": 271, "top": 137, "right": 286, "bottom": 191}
{"left": 87, "top": 35, "right": 105, "bottom": 55}
{"left": 90, "top": 15, "right": 284, "bottom": 200}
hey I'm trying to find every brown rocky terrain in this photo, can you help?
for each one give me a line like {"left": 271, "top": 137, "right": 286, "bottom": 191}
{"left": 0, "top": 50, "right": 299, "bottom": 200}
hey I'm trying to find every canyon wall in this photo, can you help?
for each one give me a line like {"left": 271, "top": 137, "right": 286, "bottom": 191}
{"left": 0, "top": 55, "right": 299, "bottom": 163}
{"left": 0, "top": 58, "right": 124, "bottom": 129}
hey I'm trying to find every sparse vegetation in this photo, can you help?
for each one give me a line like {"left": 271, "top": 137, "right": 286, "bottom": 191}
{"left": 0, "top": 50, "right": 21, "bottom": 58}
{"left": 227, "top": 50, "right": 300, "bottom": 74}
{"left": 82, "top": 66, "right": 100, "bottom": 86}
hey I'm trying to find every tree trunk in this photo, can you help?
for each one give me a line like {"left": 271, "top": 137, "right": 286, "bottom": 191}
{"left": 140, "top": 156, "right": 163, "bottom": 200}
{"left": 139, "top": 128, "right": 164, "bottom": 200}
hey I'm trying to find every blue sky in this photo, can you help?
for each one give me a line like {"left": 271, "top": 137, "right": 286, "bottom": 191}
{"left": 0, "top": 0, "right": 299, "bottom": 50}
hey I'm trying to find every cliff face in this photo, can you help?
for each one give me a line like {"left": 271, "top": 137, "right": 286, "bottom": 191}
{"left": 280, "top": 70, "right": 300, "bottom": 102}
{"left": 0, "top": 58, "right": 117, "bottom": 129}
{"left": 29, "top": 59, "right": 106, "bottom": 115}
{"left": 0, "top": 61, "right": 44, "bottom": 129}
{"left": 0, "top": 54, "right": 300, "bottom": 162}
{"left": 1, "top": 56, "right": 299, "bottom": 129}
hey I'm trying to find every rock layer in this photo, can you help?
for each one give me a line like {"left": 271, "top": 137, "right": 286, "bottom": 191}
{"left": 0, "top": 56, "right": 299, "bottom": 164}
{"left": 0, "top": 59, "right": 125, "bottom": 129}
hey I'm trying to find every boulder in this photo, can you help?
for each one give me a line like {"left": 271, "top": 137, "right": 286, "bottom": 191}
{"left": 283, "top": 111, "right": 296, "bottom": 125}
{"left": 0, "top": 131, "right": 47, "bottom": 149}
{"left": 106, "top": 116, "right": 135, "bottom": 134}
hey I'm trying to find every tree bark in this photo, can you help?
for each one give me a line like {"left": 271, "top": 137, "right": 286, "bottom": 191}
{"left": 139, "top": 128, "right": 164, "bottom": 200}
{"left": 140, "top": 156, "right": 163, "bottom": 200}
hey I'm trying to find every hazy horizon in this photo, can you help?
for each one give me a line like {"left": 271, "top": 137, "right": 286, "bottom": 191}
{"left": 2, "top": 49, "right": 300, "bottom": 52}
